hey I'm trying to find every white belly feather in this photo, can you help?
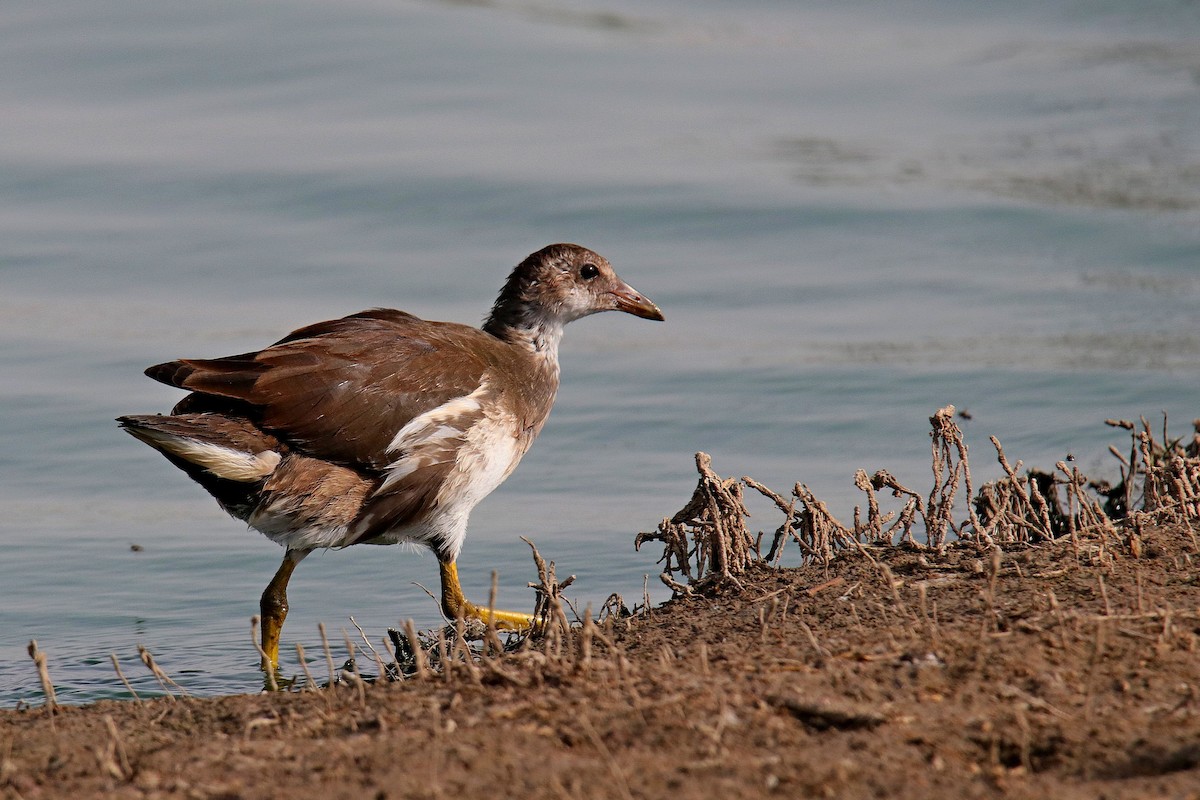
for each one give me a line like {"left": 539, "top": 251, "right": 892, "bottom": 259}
{"left": 360, "top": 379, "right": 529, "bottom": 556}
{"left": 247, "top": 378, "right": 532, "bottom": 557}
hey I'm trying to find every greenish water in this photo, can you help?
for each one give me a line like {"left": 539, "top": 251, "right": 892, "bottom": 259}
{"left": 2, "top": 0, "right": 1199, "bottom": 705}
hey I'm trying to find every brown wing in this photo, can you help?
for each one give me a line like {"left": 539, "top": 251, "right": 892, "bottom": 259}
{"left": 146, "top": 309, "right": 497, "bottom": 472}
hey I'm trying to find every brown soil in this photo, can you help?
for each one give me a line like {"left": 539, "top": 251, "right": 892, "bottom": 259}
{"left": 5, "top": 522, "right": 1200, "bottom": 800}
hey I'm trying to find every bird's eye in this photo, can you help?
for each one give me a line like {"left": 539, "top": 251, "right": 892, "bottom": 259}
{"left": 580, "top": 263, "right": 600, "bottom": 280}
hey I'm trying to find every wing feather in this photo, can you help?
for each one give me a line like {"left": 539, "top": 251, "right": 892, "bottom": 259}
{"left": 147, "top": 310, "right": 501, "bottom": 471}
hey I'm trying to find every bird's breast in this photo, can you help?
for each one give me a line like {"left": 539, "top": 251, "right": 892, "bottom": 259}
{"left": 436, "top": 409, "right": 531, "bottom": 513}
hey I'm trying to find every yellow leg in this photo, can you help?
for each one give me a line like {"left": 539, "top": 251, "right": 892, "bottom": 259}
{"left": 439, "top": 560, "right": 535, "bottom": 630}
{"left": 259, "top": 551, "right": 303, "bottom": 672}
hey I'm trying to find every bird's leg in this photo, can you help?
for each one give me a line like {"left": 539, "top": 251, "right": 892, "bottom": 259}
{"left": 438, "top": 560, "right": 535, "bottom": 630}
{"left": 260, "top": 549, "right": 308, "bottom": 673}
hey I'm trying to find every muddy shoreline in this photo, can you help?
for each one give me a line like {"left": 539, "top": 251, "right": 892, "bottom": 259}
{"left": 5, "top": 518, "right": 1200, "bottom": 800}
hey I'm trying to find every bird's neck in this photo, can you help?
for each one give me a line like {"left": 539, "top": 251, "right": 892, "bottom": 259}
{"left": 483, "top": 297, "right": 566, "bottom": 361}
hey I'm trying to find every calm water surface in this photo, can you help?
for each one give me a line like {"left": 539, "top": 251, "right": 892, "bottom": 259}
{"left": 3, "top": 0, "right": 1199, "bottom": 705}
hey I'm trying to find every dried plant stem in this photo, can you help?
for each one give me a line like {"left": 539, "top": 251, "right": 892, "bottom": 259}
{"left": 109, "top": 653, "right": 142, "bottom": 704}
{"left": 793, "top": 482, "right": 857, "bottom": 565}
{"left": 250, "top": 616, "right": 278, "bottom": 692}
{"left": 798, "top": 619, "right": 829, "bottom": 658}
{"left": 318, "top": 622, "right": 336, "bottom": 686}
{"left": 659, "top": 572, "right": 693, "bottom": 595}
{"left": 742, "top": 475, "right": 799, "bottom": 562}
{"left": 522, "top": 537, "right": 575, "bottom": 640}
{"left": 294, "top": 643, "right": 319, "bottom": 691}
{"left": 27, "top": 640, "right": 57, "bottom": 712}
{"left": 404, "top": 619, "right": 431, "bottom": 679}
{"left": 102, "top": 715, "right": 132, "bottom": 780}
{"left": 450, "top": 619, "right": 482, "bottom": 685}
{"left": 436, "top": 629, "right": 451, "bottom": 683}
{"left": 578, "top": 605, "right": 595, "bottom": 672}
{"left": 137, "top": 645, "right": 187, "bottom": 698}
{"left": 925, "top": 406, "right": 960, "bottom": 548}
{"left": 854, "top": 469, "right": 884, "bottom": 542}
{"left": 350, "top": 616, "right": 388, "bottom": 679}
{"left": 878, "top": 563, "right": 912, "bottom": 620}
{"left": 483, "top": 571, "right": 507, "bottom": 657}
{"left": 1097, "top": 574, "right": 1112, "bottom": 616}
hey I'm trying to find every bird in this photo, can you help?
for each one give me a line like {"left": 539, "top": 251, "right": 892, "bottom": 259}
{"left": 118, "top": 243, "right": 663, "bottom": 672}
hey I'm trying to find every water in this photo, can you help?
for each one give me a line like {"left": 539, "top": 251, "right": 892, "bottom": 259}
{"left": 2, "top": 0, "right": 1198, "bottom": 705}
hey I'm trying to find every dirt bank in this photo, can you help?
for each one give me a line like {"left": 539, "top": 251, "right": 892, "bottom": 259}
{"left": 5, "top": 517, "right": 1200, "bottom": 800}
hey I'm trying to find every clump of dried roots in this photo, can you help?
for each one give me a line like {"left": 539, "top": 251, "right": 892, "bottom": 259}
{"left": 639, "top": 407, "right": 1200, "bottom": 593}
{"left": 635, "top": 452, "right": 758, "bottom": 593}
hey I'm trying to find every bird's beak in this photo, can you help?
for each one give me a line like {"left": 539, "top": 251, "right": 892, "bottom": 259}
{"left": 609, "top": 281, "right": 665, "bottom": 321}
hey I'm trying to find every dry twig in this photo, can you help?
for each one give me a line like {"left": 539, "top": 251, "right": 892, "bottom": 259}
{"left": 26, "top": 640, "right": 57, "bottom": 712}
{"left": 109, "top": 653, "right": 142, "bottom": 704}
{"left": 137, "top": 645, "right": 187, "bottom": 698}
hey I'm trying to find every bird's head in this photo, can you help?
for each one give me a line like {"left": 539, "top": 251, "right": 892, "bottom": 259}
{"left": 485, "top": 244, "right": 664, "bottom": 343}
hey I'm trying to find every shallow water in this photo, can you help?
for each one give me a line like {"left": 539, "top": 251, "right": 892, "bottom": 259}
{"left": 2, "top": 0, "right": 1199, "bottom": 705}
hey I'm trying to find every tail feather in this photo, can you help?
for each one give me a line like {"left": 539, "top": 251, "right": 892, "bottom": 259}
{"left": 144, "top": 355, "right": 265, "bottom": 398}
{"left": 119, "top": 412, "right": 375, "bottom": 548}
{"left": 118, "top": 413, "right": 281, "bottom": 483}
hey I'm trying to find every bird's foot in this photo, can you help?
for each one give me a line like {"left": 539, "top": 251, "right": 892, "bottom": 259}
{"left": 459, "top": 601, "right": 537, "bottom": 631}
{"left": 439, "top": 560, "right": 538, "bottom": 632}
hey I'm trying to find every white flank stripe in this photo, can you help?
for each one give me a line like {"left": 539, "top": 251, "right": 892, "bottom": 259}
{"left": 378, "top": 455, "right": 424, "bottom": 486}
{"left": 379, "top": 380, "right": 491, "bottom": 493}
{"left": 386, "top": 390, "right": 485, "bottom": 455}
